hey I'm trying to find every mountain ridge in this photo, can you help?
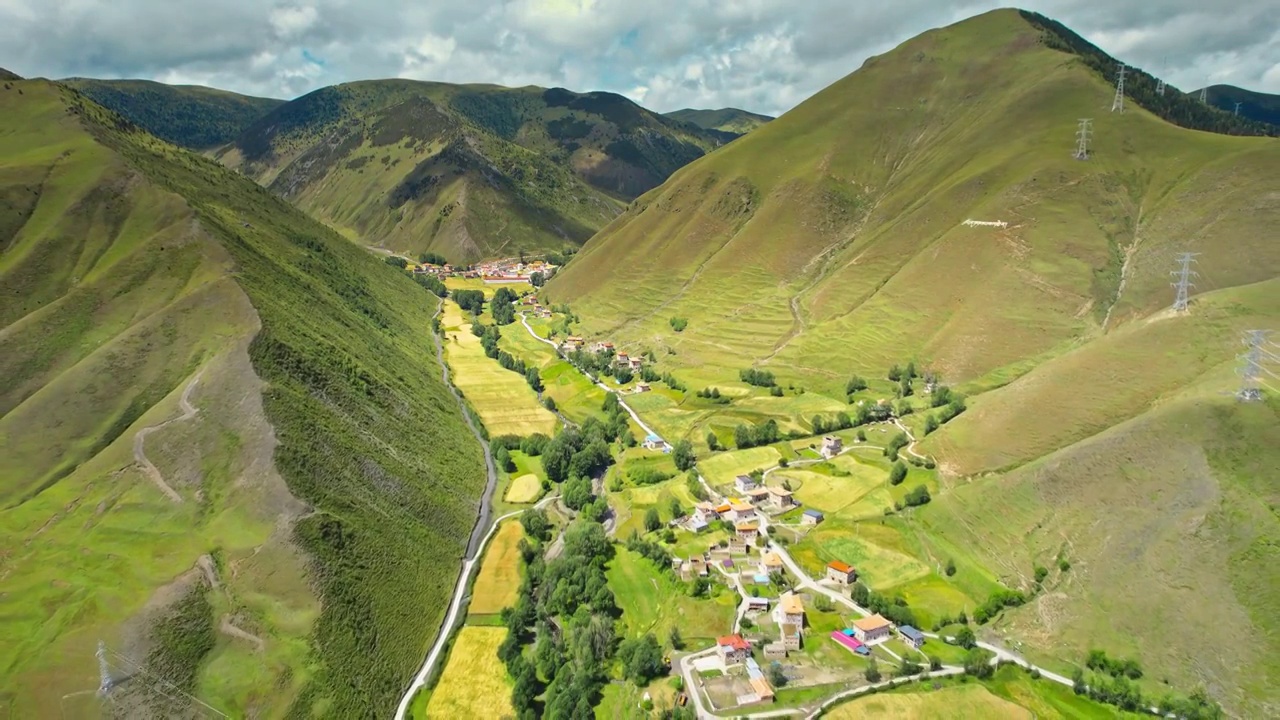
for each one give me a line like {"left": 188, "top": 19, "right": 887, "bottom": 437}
{"left": 217, "top": 80, "right": 730, "bottom": 262}
{"left": 1196, "top": 83, "right": 1280, "bottom": 127}
{"left": 665, "top": 107, "right": 774, "bottom": 136}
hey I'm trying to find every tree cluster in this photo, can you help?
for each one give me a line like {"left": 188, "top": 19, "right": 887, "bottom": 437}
{"left": 418, "top": 252, "right": 448, "bottom": 265}
{"left": 491, "top": 287, "right": 518, "bottom": 326}
{"left": 411, "top": 273, "right": 447, "bottom": 297}
{"left": 454, "top": 289, "right": 485, "bottom": 314}
{"left": 850, "top": 582, "right": 917, "bottom": 627}
{"left": 809, "top": 411, "right": 853, "bottom": 435}
{"left": 733, "top": 419, "right": 780, "bottom": 449}
{"left": 973, "top": 588, "right": 1027, "bottom": 624}
{"left": 671, "top": 439, "right": 695, "bottom": 471}
{"left": 884, "top": 432, "right": 909, "bottom": 461}
{"left": 739, "top": 368, "right": 777, "bottom": 387}
{"left": 902, "top": 485, "right": 931, "bottom": 507}
{"left": 696, "top": 387, "right": 730, "bottom": 404}
{"left": 629, "top": 466, "right": 674, "bottom": 487}
{"left": 383, "top": 255, "right": 409, "bottom": 269}
{"left": 1085, "top": 649, "right": 1142, "bottom": 680}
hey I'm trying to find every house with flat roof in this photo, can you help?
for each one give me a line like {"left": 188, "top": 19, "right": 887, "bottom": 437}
{"left": 825, "top": 560, "right": 857, "bottom": 586}
{"left": 716, "top": 634, "right": 751, "bottom": 665}
{"left": 898, "top": 625, "right": 926, "bottom": 649}
{"left": 746, "top": 596, "right": 770, "bottom": 614}
{"left": 745, "top": 487, "right": 771, "bottom": 503}
{"left": 820, "top": 435, "right": 843, "bottom": 458}
{"left": 759, "top": 552, "right": 784, "bottom": 576}
{"left": 735, "top": 474, "right": 760, "bottom": 493}
{"left": 728, "top": 536, "right": 748, "bottom": 555}
{"left": 729, "top": 502, "right": 756, "bottom": 522}
{"left": 767, "top": 486, "right": 796, "bottom": 509}
{"left": 852, "top": 614, "right": 893, "bottom": 644}
{"left": 744, "top": 658, "right": 775, "bottom": 703}
{"left": 800, "top": 509, "right": 825, "bottom": 525}
{"left": 735, "top": 523, "right": 759, "bottom": 541}
{"left": 780, "top": 622, "right": 802, "bottom": 650}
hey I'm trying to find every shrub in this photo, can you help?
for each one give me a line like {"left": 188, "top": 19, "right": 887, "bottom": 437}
{"left": 669, "top": 317, "right": 688, "bottom": 332}
{"left": 384, "top": 255, "right": 409, "bottom": 268}
{"left": 889, "top": 460, "right": 908, "bottom": 486}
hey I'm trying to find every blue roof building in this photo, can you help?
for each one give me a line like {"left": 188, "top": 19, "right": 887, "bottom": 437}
{"left": 898, "top": 625, "right": 926, "bottom": 648}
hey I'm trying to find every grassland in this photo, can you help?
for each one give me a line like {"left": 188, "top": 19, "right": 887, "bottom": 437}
{"left": 827, "top": 682, "right": 1030, "bottom": 719}
{"left": 469, "top": 521, "right": 524, "bottom": 616}
{"left": 607, "top": 548, "right": 737, "bottom": 648}
{"left": 0, "top": 80, "right": 487, "bottom": 717}
{"left": 418, "top": 627, "right": 514, "bottom": 719}
{"left": 439, "top": 300, "right": 558, "bottom": 436}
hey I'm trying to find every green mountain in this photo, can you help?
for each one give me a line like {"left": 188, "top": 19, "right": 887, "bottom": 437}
{"left": 1, "top": 78, "right": 484, "bottom": 717}
{"left": 547, "top": 9, "right": 1279, "bottom": 715}
{"left": 61, "top": 77, "right": 285, "bottom": 149}
{"left": 1199, "top": 84, "right": 1280, "bottom": 127}
{"left": 665, "top": 107, "right": 774, "bottom": 136}
{"left": 216, "top": 81, "right": 729, "bottom": 263}
{"left": 0, "top": 67, "right": 20, "bottom": 81}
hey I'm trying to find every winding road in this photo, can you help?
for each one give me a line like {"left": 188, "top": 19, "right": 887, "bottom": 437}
{"left": 133, "top": 366, "right": 205, "bottom": 503}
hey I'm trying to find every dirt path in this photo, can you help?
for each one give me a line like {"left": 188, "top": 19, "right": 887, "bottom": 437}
{"left": 132, "top": 367, "right": 205, "bottom": 503}
{"left": 219, "top": 615, "right": 265, "bottom": 652}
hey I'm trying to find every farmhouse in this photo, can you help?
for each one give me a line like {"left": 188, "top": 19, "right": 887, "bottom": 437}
{"left": 735, "top": 474, "right": 760, "bottom": 492}
{"left": 716, "top": 634, "right": 752, "bottom": 665}
{"left": 820, "top": 435, "right": 843, "bottom": 458}
{"left": 758, "top": 552, "right": 784, "bottom": 576}
{"left": 635, "top": 383, "right": 651, "bottom": 393}
{"left": 898, "top": 625, "right": 926, "bottom": 649}
{"left": 686, "top": 513, "right": 708, "bottom": 532}
{"left": 780, "top": 622, "right": 802, "bottom": 650}
{"left": 800, "top": 509, "right": 825, "bottom": 525}
{"left": 767, "top": 486, "right": 796, "bottom": 509}
{"left": 772, "top": 592, "right": 805, "bottom": 627}
{"left": 831, "top": 629, "right": 871, "bottom": 656}
{"left": 735, "top": 522, "right": 759, "bottom": 541}
{"left": 763, "top": 642, "right": 788, "bottom": 659}
{"left": 616, "top": 352, "right": 630, "bottom": 366}
{"left": 714, "top": 502, "right": 732, "bottom": 516}
{"left": 695, "top": 502, "right": 719, "bottom": 519}
{"left": 745, "top": 487, "right": 771, "bottom": 503}
{"left": 728, "top": 536, "right": 748, "bottom": 554}
{"left": 825, "top": 560, "right": 857, "bottom": 586}
{"left": 852, "top": 614, "right": 893, "bottom": 644}
{"left": 629, "top": 357, "right": 644, "bottom": 370}
{"left": 746, "top": 596, "right": 770, "bottom": 614}
{"left": 745, "top": 658, "right": 775, "bottom": 703}
{"left": 728, "top": 502, "right": 756, "bottom": 522}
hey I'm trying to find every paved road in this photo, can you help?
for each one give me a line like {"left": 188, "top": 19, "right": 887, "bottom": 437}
{"left": 394, "top": 493, "right": 557, "bottom": 720}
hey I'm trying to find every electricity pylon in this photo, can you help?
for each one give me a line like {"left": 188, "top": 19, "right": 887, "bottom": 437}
{"left": 1171, "top": 252, "right": 1199, "bottom": 312}
{"left": 1111, "top": 63, "right": 1127, "bottom": 113}
{"left": 1237, "top": 330, "right": 1276, "bottom": 402}
{"left": 1074, "top": 118, "right": 1093, "bottom": 160}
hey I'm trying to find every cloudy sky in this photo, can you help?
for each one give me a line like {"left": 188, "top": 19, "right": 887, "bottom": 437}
{"left": 2, "top": 0, "right": 1277, "bottom": 116}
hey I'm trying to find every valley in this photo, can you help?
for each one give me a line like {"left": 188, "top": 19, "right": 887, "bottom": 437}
{"left": 1, "top": 4, "right": 1276, "bottom": 720}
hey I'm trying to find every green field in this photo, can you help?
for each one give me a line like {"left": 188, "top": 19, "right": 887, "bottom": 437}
{"left": 607, "top": 548, "right": 736, "bottom": 648}
{"left": 504, "top": 473, "right": 542, "bottom": 503}
{"left": 439, "top": 300, "right": 559, "bottom": 436}
{"left": 0, "top": 80, "right": 486, "bottom": 717}
{"left": 825, "top": 682, "right": 1031, "bottom": 719}
{"left": 697, "top": 446, "right": 782, "bottom": 488}
{"left": 417, "top": 627, "right": 514, "bottom": 719}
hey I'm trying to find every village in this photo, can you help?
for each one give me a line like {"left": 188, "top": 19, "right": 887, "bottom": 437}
{"left": 403, "top": 254, "right": 558, "bottom": 283}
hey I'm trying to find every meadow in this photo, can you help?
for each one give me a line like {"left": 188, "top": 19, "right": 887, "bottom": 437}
{"left": 417, "top": 627, "right": 514, "bottom": 719}
{"left": 607, "top": 548, "right": 737, "bottom": 648}
{"left": 824, "top": 682, "right": 1031, "bottom": 719}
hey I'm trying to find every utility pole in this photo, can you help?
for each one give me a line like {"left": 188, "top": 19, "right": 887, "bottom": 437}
{"left": 1111, "top": 63, "right": 1127, "bottom": 113}
{"left": 1237, "top": 330, "right": 1275, "bottom": 402}
{"left": 1074, "top": 118, "right": 1093, "bottom": 160}
{"left": 1171, "top": 252, "right": 1200, "bottom": 312}
{"left": 96, "top": 640, "right": 114, "bottom": 697}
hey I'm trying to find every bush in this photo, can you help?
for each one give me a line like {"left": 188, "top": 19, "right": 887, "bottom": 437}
{"left": 672, "top": 439, "right": 695, "bottom": 471}
{"left": 903, "top": 485, "right": 931, "bottom": 507}
{"left": 1034, "top": 565, "right": 1049, "bottom": 584}
{"left": 845, "top": 375, "right": 868, "bottom": 394}
{"left": 923, "top": 414, "right": 939, "bottom": 435}
{"left": 384, "top": 255, "right": 409, "bottom": 268}
{"left": 669, "top": 317, "right": 688, "bottom": 332}
{"left": 770, "top": 385, "right": 784, "bottom": 397}
{"left": 889, "top": 461, "right": 908, "bottom": 486}
{"left": 1058, "top": 558, "right": 1071, "bottom": 572}
{"left": 644, "top": 508, "right": 661, "bottom": 532}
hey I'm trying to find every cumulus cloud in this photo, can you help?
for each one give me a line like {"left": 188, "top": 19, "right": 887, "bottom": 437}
{"left": 1, "top": 0, "right": 1276, "bottom": 115}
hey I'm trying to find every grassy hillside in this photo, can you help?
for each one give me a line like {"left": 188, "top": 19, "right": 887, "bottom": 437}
{"left": 0, "top": 67, "right": 20, "bottom": 81}
{"left": 0, "top": 78, "right": 485, "bottom": 717}
{"left": 62, "top": 78, "right": 284, "bottom": 149}
{"left": 546, "top": 9, "right": 1278, "bottom": 714}
{"left": 665, "top": 107, "right": 774, "bottom": 136}
{"left": 1200, "top": 84, "right": 1280, "bottom": 127}
{"left": 216, "top": 81, "right": 729, "bottom": 262}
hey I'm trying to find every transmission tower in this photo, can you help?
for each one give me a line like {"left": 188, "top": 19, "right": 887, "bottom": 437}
{"left": 1171, "top": 252, "right": 1200, "bottom": 312}
{"left": 1111, "top": 63, "right": 1127, "bottom": 113}
{"left": 1073, "top": 118, "right": 1093, "bottom": 160}
{"left": 1234, "top": 101, "right": 1243, "bottom": 116}
{"left": 1199, "top": 87, "right": 1208, "bottom": 103}
{"left": 96, "top": 640, "right": 114, "bottom": 697}
{"left": 1156, "top": 77, "right": 1166, "bottom": 96}
{"left": 1237, "top": 330, "right": 1276, "bottom": 402}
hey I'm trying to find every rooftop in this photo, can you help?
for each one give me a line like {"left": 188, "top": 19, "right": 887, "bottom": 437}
{"left": 853, "top": 614, "right": 892, "bottom": 632}
{"left": 899, "top": 625, "right": 925, "bottom": 641}
{"left": 802, "top": 509, "right": 824, "bottom": 517}
{"left": 827, "top": 560, "right": 854, "bottom": 573}
{"left": 717, "top": 634, "right": 750, "bottom": 651}
{"left": 778, "top": 593, "right": 804, "bottom": 615}
{"left": 762, "top": 552, "right": 783, "bottom": 566}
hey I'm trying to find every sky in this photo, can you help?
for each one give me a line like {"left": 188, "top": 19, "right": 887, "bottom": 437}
{"left": 2, "top": 0, "right": 1277, "bottom": 116}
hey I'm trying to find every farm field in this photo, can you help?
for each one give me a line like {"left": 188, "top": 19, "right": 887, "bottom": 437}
{"left": 825, "top": 682, "right": 1031, "bottom": 719}
{"left": 607, "top": 548, "right": 736, "bottom": 648}
{"left": 439, "top": 301, "right": 559, "bottom": 436}
{"left": 504, "top": 473, "right": 542, "bottom": 503}
{"left": 418, "top": 627, "right": 514, "bottom": 719}
{"left": 469, "top": 521, "right": 524, "bottom": 616}
{"left": 697, "top": 446, "right": 781, "bottom": 487}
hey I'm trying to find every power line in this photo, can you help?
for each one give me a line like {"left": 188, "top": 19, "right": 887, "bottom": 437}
{"left": 1237, "top": 330, "right": 1276, "bottom": 402}
{"left": 1074, "top": 118, "right": 1093, "bottom": 160}
{"left": 1170, "top": 252, "right": 1200, "bottom": 312}
{"left": 1111, "top": 63, "right": 1127, "bottom": 113}
{"left": 101, "top": 645, "right": 228, "bottom": 718}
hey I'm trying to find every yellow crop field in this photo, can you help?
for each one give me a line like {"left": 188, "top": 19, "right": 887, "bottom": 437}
{"left": 422, "top": 627, "right": 514, "bottom": 719}
{"left": 504, "top": 473, "right": 542, "bottom": 503}
{"left": 440, "top": 302, "right": 558, "bottom": 437}
{"left": 470, "top": 521, "right": 524, "bottom": 616}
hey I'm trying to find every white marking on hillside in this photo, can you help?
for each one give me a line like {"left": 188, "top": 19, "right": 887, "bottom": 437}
{"left": 962, "top": 219, "right": 1008, "bottom": 228}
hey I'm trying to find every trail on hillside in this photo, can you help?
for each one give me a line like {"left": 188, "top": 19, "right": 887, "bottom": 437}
{"left": 132, "top": 367, "right": 205, "bottom": 503}
{"left": 219, "top": 615, "right": 266, "bottom": 652}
